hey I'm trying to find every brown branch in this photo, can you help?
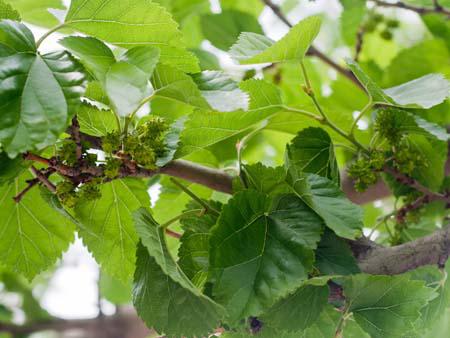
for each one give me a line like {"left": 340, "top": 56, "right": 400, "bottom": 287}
{"left": 373, "top": 0, "right": 450, "bottom": 17}
{"left": 261, "top": 0, "right": 362, "bottom": 88}
{"left": 355, "top": 26, "right": 365, "bottom": 61}
{"left": 30, "top": 166, "right": 56, "bottom": 193}
{"left": 350, "top": 225, "right": 450, "bottom": 274}
{"left": 0, "top": 307, "right": 150, "bottom": 338}
{"left": 69, "top": 116, "right": 83, "bottom": 161}
{"left": 13, "top": 178, "right": 40, "bottom": 203}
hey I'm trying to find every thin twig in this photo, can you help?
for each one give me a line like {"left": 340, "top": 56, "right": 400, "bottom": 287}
{"left": 13, "top": 178, "right": 40, "bottom": 203}
{"left": 261, "top": 0, "right": 362, "bottom": 88}
{"left": 69, "top": 116, "right": 83, "bottom": 161}
{"left": 165, "top": 229, "right": 182, "bottom": 239}
{"left": 30, "top": 166, "right": 56, "bottom": 193}
{"left": 355, "top": 26, "right": 365, "bottom": 61}
{"left": 373, "top": 0, "right": 450, "bottom": 17}
{"left": 170, "top": 178, "right": 220, "bottom": 216}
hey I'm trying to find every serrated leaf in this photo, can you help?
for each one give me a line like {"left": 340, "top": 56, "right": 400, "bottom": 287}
{"left": 0, "top": 172, "right": 75, "bottom": 280}
{"left": 343, "top": 274, "right": 437, "bottom": 338}
{"left": 285, "top": 167, "right": 363, "bottom": 239}
{"left": 0, "top": 19, "right": 35, "bottom": 53}
{"left": 59, "top": 36, "right": 116, "bottom": 82}
{"left": 240, "top": 79, "right": 283, "bottom": 114}
{"left": 178, "top": 201, "right": 221, "bottom": 288}
{"left": 377, "top": 107, "right": 449, "bottom": 141}
{"left": 0, "top": 22, "right": 86, "bottom": 157}
{"left": 210, "top": 190, "right": 324, "bottom": 321}
{"left": 152, "top": 63, "right": 210, "bottom": 110}
{"left": 0, "top": 1, "right": 20, "bottom": 20}
{"left": 240, "top": 163, "right": 287, "bottom": 195}
{"left": 177, "top": 79, "right": 281, "bottom": 157}
{"left": 119, "top": 46, "right": 160, "bottom": 75}
{"left": 156, "top": 116, "right": 187, "bottom": 167}
{"left": 191, "top": 71, "right": 249, "bottom": 112}
{"left": 315, "top": 229, "right": 360, "bottom": 275}
{"left": 261, "top": 284, "right": 329, "bottom": 332}
{"left": 230, "top": 15, "right": 322, "bottom": 64}
{"left": 105, "top": 61, "right": 152, "bottom": 117}
{"left": 0, "top": 152, "right": 26, "bottom": 184}
{"left": 201, "top": 9, "right": 263, "bottom": 51}
{"left": 133, "top": 208, "right": 223, "bottom": 337}
{"left": 5, "top": 0, "right": 64, "bottom": 27}
{"left": 99, "top": 272, "right": 132, "bottom": 305}
{"left": 407, "top": 134, "right": 448, "bottom": 191}
{"left": 286, "top": 127, "right": 340, "bottom": 183}
{"left": 65, "top": 0, "right": 198, "bottom": 73}
{"left": 77, "top": 101, "right": 117, "bottom": 137}
{"left": 75, "top": 179, "right": 150, "bottom": 282}
{"left": 347, "top": 59, "right": 450, "bottom": 109}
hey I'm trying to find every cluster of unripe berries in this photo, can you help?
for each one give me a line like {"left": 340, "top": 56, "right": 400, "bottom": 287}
{"left": 362, "top": 12, "right": 400, "bottom": 40}
{"left": 348, "top": 109, "right": 424, "bottom": 192}
{"left": 55, "top": 116, "right": 168, "bottom": 208}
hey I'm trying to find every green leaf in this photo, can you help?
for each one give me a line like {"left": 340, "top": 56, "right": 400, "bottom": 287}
{"left": 0, "top": 54, "right": 64, "bottom": 157}
{"left": 75, "top": 179, "right": 150, "bottom": 282}
{"left": 99, "top": 272, "right": 132, "bottom": 305}
{"left": 240, "top": 79, "right": 283, "bottom": 114}
{"left": 210, "top": 190, "right": 324, "bottom": 321}
{"left": 0, "top": 19, "right": 35, "bottom": 53}
{"left": 59, "top": 36, "right": 116, "bottom": 82}
{"left": 0, "top": 172, "right": 75, "bottom": 280}
{"left": 343, "top": 274, "right": 437, "bottom": 338}
{"left": 77, "top": 101, "right": 117, "bottom": 137}
{"left": 152, "top": 64, "right": 210, "bottom": 110}
{"left": 77, "top": 81, "right": 116, "bottom": 137}
{"left": 105, "top": 61, "right": 151, "bottom": 117}
{"left": 178, "top": 201, "right": 221, "bottom": 288}
{"left": 286, "top": 127, "right": 340, "bottom": 183}
{"left": 220, "top": 0, "right": 264, "bottom": 17}
{"left": 201, "top": 10, "right": 263, "bottom": 51}
{"left": 4, "top": 0, "right": 64, "bottom": 27}
{"left": 285, "top": 168, "right": 363, "bottom": 239}
{"left": 42, "top": 51, "right": 86, "bottom": 116}
{"left": 65, "top": 0, "right": 198, "bottom": 73}
{"left": 347, "top": 59, "right": 450, "bottom": 109}
{"left": 191, "top": 71, "right": 249, "bottom": 112}
{"left": 0, "top": 1, "right": 20, "bottom": 20}
{"left": 406, "top": 134, "right": 448, "bottom": 191}
{"left": 378, "top": 108, "right": 449, "bottom": 142}
{"left": 229, "top": 15, "right": 322, "bottom": 64}
{"left": 190, "top": 48, "right": 221, "bottom": 71}
{"left": 340, "top": 0, "right": 366, "bottom": 46}
{"left": 0, "top": 152, "right": 26, "bottom": 184}
{"left": 0, "top": 22, "right": 86, "bottom": 157}
{"left": 177, "top": 79, "right": 282, "bottom": 157}
{"left": 262, "top": 284, "right": 329, "bottom": 332}
{"left": 133, "top": 208, "right": 223, "bottom": 337}
{"left": 156, "top": 116, "right": 186, "bottom": 167}
{"left": 240, "top": 163, "right": 287, "bottom": 196}
{"left": 315, "top": 229, "right": 360, "bottom": 275}
{"left": 119, "top": 46, "right": 160, "bottom": 75}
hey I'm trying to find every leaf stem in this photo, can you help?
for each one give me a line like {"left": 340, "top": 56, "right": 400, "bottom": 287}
{"left": 170, "top": 178, "right": 220, "bottom": 216}
{"left": 159, "top": 209, "right": 204, "bottom": 229}
{"left": 36, "top": 22, "right": 67, "bottom": 48}
{"left": 350, "top": 99, "right": 373, "bottom": 136}
{"left": 298, "top": 61, "right": 369, "bottom": 154}
{"left": 123, "top": 93, "right": 155, "bottom": 137}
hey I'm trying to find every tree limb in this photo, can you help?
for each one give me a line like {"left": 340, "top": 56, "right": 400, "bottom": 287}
{"left": 373, "top": 0, "right": 450, "bottom": 17}
{"left": 350, "top": 225, "right": 450, "bottom": 274}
